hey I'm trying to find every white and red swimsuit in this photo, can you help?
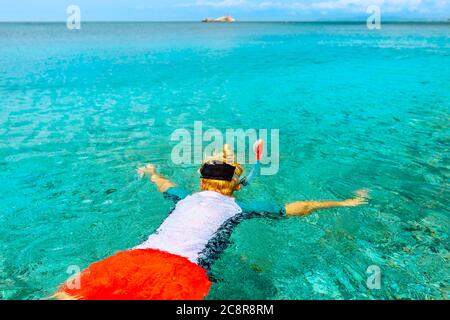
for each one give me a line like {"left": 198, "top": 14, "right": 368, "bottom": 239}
{"left": 58, "top": 187, "right": 285, "bottom": 300}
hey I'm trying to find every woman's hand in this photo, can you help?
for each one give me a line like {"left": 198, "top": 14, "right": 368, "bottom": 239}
{"left": 341, "top": 197, "right": 368, "bottom": 207}
{"left": 341, "top": 189, "right": 370, "bottom": 207}
{"left": 137, "top": 164, "right": 156, "bottom": 178}
{"left": 137, "top": 164, "right": 176, "bottom": 192}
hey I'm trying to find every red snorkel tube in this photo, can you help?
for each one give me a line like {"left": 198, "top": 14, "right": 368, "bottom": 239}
{"left": 240, "top": 139, "right": 264, "bottom": 187}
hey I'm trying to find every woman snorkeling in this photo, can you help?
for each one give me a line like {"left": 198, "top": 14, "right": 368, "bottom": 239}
{"left": 54, "top": 144, "right": 368, "bottom": 300}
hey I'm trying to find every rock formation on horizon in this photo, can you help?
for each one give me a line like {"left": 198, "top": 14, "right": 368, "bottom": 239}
{"left": 202, "top": 16, "right": 236, "bottom": 23}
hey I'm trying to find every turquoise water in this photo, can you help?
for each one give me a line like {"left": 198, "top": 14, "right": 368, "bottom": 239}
{"left": 0, "top": 22, "right": 449, "bottom": 300}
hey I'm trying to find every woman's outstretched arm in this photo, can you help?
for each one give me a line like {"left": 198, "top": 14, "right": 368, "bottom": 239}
{"left": 285, "top": 189, "right": 369, "bottom": 217}
{"left": 137, "top": 164, "right": 176, "bottom": 193}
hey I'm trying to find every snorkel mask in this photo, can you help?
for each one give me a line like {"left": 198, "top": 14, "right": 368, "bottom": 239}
{"left": 199, "top": 161, "right": 238, "bottom": 182}
{"left": 199, "top": 140, "right": 264, "bottom": 187}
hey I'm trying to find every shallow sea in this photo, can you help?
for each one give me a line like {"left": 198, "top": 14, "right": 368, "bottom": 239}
{"left": 0, "top": 22, "right": 449, "bottom": 299}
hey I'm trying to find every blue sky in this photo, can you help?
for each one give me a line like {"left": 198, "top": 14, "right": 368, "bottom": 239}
{"left": 1, "top": 0, "right": 449, "bottom": 21}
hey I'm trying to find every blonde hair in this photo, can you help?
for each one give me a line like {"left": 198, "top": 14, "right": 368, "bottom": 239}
{"left": 200, "top": 144, "right": 243, "bottom": 196}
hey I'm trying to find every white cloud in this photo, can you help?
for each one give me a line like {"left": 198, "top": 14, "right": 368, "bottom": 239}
{"left": 187, "top": 0, "right": 248, "bottom": 7}
{"left": 180, "top": 0, "right": 449, "bottom": 14}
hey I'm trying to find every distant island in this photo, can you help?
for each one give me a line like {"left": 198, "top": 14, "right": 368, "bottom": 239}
{"left": 202, "top": 16, "right": 236, "bottom": 23}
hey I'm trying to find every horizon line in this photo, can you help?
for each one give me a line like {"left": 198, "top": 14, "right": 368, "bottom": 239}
{"left": 1, "top": 19, "right": 449, "bottom": 23}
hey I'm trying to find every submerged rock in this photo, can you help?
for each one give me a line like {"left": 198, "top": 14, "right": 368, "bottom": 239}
{"left": 105, "top": 188, "right": 117, "bottom": 195}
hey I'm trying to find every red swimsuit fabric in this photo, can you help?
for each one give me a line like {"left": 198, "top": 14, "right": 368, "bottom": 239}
{"left": 58, "top": 249, "right": 212, "bottom": 300}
